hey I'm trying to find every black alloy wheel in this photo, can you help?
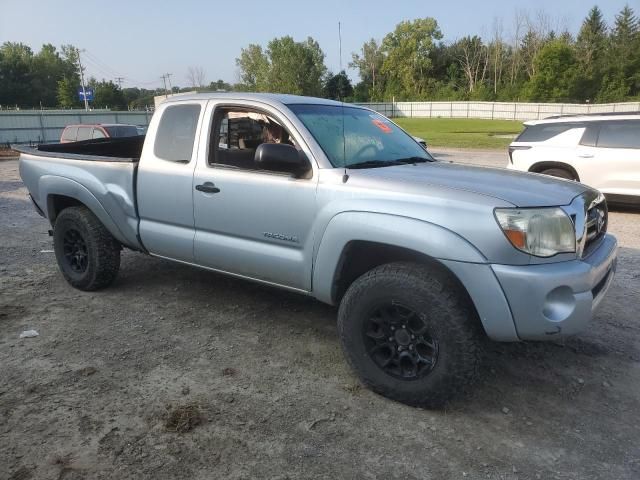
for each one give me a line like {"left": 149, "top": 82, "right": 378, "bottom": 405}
{"left": 363, "top": 302, "right": 439, "bottom": 380}
{"left": 62, "top": 228, "right": 89, "bottom": 273}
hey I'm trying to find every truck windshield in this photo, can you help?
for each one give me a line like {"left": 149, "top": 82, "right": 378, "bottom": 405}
{"left": 288, "top": 104, "right": 433, "bottom": 168}
{"left": 104, "top": 125, "right": 140, "bottom": 138}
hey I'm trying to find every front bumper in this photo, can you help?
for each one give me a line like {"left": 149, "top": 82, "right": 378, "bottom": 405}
{"left": 491, "top": 233, "right": 618, "bottom": 340}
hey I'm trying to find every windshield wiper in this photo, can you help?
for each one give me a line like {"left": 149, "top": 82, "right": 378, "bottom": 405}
{"left": 347, "top": 157, "right": 432, "bottom": 169}
{"left": 394, "top": 156, "right": 435, "bottom": 163}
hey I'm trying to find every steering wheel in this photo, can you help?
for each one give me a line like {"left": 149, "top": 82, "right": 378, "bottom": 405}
{"left": 352, "top": 143, "right": 380, "bottom": 162}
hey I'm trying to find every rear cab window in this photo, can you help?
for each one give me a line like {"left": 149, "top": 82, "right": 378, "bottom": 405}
{"left": 61, "top": 126, "right": 78, "bottom": 142}
{"left": 154, "top": 104, "right": 202, "bottom": 163}
{"left": 104, "top": 125, "right": 139, "bottom": 138}
{"left": 76, "top": 126, "right": 92, "bottom": 141}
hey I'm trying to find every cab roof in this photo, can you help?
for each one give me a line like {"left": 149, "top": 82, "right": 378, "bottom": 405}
{"left": 162, "top": 92, "right": 349, "bottom": 108}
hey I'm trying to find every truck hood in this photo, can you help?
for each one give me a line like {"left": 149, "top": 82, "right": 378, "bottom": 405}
{"left": 349, "top": 161, "right": 589, "bottom": 207}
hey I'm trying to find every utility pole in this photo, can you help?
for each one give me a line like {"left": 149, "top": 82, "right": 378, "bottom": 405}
{"left": 165, "top": 73, "right": 173, "bottom": 93}
{"left": 160, "top": 75, "right": 169, "bottom": 97}
{"left": 77, "top": 48, "right": 89, "bottom": 111}
{"left": 115, "top": 77, "right": 124, "bottom": 89}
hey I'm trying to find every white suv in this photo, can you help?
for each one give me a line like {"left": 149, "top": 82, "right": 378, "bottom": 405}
{"left": 508, "top": 113, "right": 640, "bottom": 205}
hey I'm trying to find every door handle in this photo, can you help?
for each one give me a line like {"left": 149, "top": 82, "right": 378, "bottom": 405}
{"left": 195, "top": 182, "right": 220, "bottom": 193}
{"left": 578, "top": 153, "right": 594, "bottom": 158}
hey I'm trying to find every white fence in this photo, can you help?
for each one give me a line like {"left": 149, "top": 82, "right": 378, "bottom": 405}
{"left": 0, "top": 110, "right": 152, "bottom": 144}
{"left": 356, "top": 101, "right": 640, "bottom": 121}
{"left": 3, "top": 102, "right": 640, "bottom": 145}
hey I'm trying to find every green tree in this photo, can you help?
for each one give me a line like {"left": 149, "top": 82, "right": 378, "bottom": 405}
{"left": 0, "top": 42, "right": 34, "bottom": 107}
{"left": 523, "top": 39, "right": 579, "bottom": 102}
{"left": 380, "top": 18, "right": 443, "bottom": 99}
{"left": 236, "top": 44, "right": 269, "bottom": 91}
{"left": 575, "top": 6, "right": 608, "bottom": 100}
{"left": 56, "top": 76, "right": 81, "bottom": 108}
{"left": 349, "top": 39, "right": 385, "bottom": 100}
{"left": 599, "top": 5, "right": 640, "bottom": 100}
{"left": 30, "top": 44, "right": 76, "bottom": 107}
{"left": 452, "top": 36, "right": 488, "bottom": 94}
{"left": 267, "top": 36, "right": 326, "bottom": 95}
{"left": 208, "top": 79, "right": 233, "bottom": 91}
{"left": 90, "top": 80, "right": 126, "bottom": 109}
{"left": 236, "top": 36, "right": 327, "bottom": 96}
{"left": 56, "top": 45, "right": 82, "bottom": 108}
{"left": 323, "top": 70, "right": 353, "bottom": 100}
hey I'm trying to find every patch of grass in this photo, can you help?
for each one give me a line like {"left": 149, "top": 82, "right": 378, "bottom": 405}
{"left": 164, "top": 403, "right": 205, "bottom": 433}
{"left": 394, "top": 118, "right": 523, "bottom": 149}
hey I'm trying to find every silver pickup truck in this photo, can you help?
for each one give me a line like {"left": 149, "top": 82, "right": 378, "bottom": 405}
{"left": 18, "top": 93, "right": 618, "bottom": 407}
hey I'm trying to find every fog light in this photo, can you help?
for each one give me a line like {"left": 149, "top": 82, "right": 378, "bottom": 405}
{"left": 543, "top": 286, "right": 576, "bottom": 322}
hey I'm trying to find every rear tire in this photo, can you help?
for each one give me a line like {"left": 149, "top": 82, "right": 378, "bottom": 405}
{"left": 53, "top": 206, "right": 120, "bottom": 291}
{"left": 337, "top": 262, "right": 483, "bottom": 408}
{"left": 539, "top": 167, "right": 576, "bottom": 181}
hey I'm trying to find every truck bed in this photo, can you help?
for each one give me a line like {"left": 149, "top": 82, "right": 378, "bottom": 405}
{"left": 18, "top": 138, "right": 144, "bottom": 251}
{"left": 15, "top": 136, "right": 145, "bottom": 162}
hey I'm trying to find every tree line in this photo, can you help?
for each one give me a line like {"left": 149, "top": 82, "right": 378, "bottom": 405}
{"left": 239, "top": 5, "right": 639, "bottom": 103}
{"left": 1, "top": 4, "right": 638, "bottom": 109}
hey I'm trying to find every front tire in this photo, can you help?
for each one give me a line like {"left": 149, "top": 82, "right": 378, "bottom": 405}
{"left": 337, "top": 262, "right": 482, "bottom": 408}
{"left": 53, "top": 206, "right": 120, "bottom": 291}
{"left": 539, "top": 167, "right": 576, "bottom": 181}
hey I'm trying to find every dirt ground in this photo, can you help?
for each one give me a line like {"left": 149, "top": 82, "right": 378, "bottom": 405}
{"left": 1, "top": 153, "right": 639, "bottom": 480}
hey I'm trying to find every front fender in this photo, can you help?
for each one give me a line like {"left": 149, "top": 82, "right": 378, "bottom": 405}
{"left": 312, "top": 211, "right": 487, "bottom": 305}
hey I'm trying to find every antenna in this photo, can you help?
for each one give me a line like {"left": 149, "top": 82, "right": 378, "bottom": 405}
{"left": 339, "top": 21, "right": 348, "bottom": 183}
{"left": 115, "top": 77, "right": 124, "bottom": 89}
{"left": 339, "top": 21, "right": 343, "bottom": 72}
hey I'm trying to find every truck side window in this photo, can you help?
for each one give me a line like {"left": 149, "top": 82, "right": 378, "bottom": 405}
{"left": 92, "top": 128, "right": 106, "bottom": 139}
{"left": 209, "top": 108, "right": 296, "bottom": 172}
{"left": 154, "top": 104, "right": 201, "bottom": 162}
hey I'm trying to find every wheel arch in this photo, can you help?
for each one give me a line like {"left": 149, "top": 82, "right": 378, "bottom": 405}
{"left": 528, "top": 161, "right": 580, "bottom": 181}
{"left": 40, "top": 176, "right": 129, "bottom": 246}
{"left": 312, "top": 212, "right": 486, "bottom": 304}
{"left": 335, "top": 241, "right": 459, "bottom": 298}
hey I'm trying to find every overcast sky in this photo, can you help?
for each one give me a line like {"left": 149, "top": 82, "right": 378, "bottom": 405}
{"left": 1, "top": 0, "right": 633, "bottom": 89}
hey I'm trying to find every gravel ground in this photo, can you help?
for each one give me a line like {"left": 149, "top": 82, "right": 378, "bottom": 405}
{"left": 1, "top": 155, "right": 639, "bottom": 480}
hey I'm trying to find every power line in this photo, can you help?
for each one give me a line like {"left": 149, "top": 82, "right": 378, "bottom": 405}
{"left": 83, "top": 49, "right": 123, "bottom": 77}
{"left": 81, "top": 55, "right": 119, "bottom": 81}
{"left": 82, "top": 48, "right": 161, "bottom": 87}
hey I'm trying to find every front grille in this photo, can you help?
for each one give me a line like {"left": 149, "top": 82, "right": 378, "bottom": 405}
{"left": 583, "top": 200, "right": 607, "bottom": 256}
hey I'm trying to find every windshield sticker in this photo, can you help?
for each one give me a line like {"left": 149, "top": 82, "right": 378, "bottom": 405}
{"left": 372, "top": 119, "right": 392, "bottom": 133}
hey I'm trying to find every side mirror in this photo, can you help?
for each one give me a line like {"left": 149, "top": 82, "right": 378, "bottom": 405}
{"left": 254, "top": 143, "right": 310, "bottom": 177}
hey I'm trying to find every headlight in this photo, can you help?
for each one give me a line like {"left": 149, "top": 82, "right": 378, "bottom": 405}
{"left": 495, "top": 207, "right": 576, "bottom": 257}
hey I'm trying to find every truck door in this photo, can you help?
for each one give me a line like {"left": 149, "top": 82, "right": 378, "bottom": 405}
{"left": 192, "top": 103, "right": 318, "bottom": 291}
{"left": 137, "top": 101, "right": 207, "bottom": 262}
